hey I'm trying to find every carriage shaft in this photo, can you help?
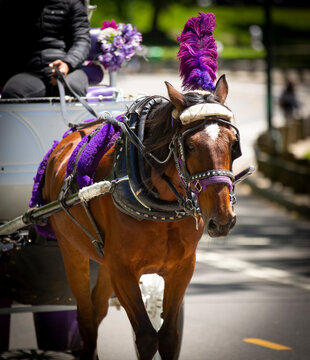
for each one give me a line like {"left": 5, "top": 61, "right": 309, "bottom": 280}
{"left": 0, "top": 181, "right": 111, "bottom": 236}
{"left": 233, "top": 165, "right": 255, "bottom": 186}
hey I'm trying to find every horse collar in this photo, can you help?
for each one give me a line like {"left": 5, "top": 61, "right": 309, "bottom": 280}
{"left": 111, "top": 96, "right": 190, "bottom": 222}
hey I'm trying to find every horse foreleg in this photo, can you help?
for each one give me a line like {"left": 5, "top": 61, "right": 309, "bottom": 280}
{"left": 91, "top": 263, "right": 113, "bottom": 325}
{"left": 111, "top": 265, "right": 158, "bottom": 360}
{"left": 159, "top": 256, "right": 196, "bottom": 360}
{"left": 56, "top": 235, "right": 97, "bottom": 360}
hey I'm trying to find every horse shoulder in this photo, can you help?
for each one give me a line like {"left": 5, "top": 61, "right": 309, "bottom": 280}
{"left": 43, "top": 126, "right": 102, "bottom": 202}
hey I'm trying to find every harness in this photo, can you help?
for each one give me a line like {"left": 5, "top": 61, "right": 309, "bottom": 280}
{"left": 111, "top": 96, "right": 190, "bottom": 222}
{"left": 57, "top": 95, "right": 244, "bottom": 254}
{"left": 112, "top": 96, "right": 242, "bottom": 220}
{"left": 0, "top": 73, "right": 254, "bottom": 255}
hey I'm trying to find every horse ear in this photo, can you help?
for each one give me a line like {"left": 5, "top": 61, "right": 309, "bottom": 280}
{"left": 214, "top": 74, "right": 228, "bottom": 104}
{"left": 165, "top": 81, "right": 186, "bottom": 112}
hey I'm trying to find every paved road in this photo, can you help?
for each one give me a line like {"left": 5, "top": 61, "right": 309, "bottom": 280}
{"left": 183, "top": 185, "right": 310, "bottom": 360}
{"left": 94, "top": 183, "right": 310, "bottom": 360}
{"left": 6, "top": 186, "right": 310, "bottom": 360}
{"left": 4, "top": 71, "right": 310, "bottom": 359}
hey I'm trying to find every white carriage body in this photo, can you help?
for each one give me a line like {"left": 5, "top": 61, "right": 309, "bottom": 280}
{"left": 0, "top": 97, "right": 131, "bottom": 220}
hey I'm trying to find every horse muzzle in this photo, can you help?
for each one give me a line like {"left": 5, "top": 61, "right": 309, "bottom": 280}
{"left": 206, "top": 212, "right": 236, "bottom": 237}
{"left": 195, "top": 166, "right": 255, "bottom": 236}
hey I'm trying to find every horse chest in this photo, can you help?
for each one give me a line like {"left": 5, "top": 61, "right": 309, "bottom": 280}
{"left": 140, "top": 222, "right": 201, "bottom": 271}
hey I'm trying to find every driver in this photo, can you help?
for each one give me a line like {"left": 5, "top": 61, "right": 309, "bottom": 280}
{"left": 0, "top": 0, "right": 91, "bottom": 98}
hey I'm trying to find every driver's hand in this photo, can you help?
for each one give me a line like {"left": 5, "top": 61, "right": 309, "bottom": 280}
{"left": 49, "top": 60, "right": 70, "bottom": 85}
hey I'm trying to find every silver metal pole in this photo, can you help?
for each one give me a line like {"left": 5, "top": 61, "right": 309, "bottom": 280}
{"left": 0, "top": 181, "right": 111, "bottom": 236}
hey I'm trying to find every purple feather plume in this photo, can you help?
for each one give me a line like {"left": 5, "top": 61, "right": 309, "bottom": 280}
{"left": 177, "top": 12, "right": 217, "bottom": 91}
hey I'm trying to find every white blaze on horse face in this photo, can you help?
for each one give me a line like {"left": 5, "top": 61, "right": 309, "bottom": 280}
{"left": 204, "top": 123, "right": 220, "bottom": 141}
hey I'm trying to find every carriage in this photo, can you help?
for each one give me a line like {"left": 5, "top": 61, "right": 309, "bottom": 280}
{"left": 0, "top": 55, "right": 174, "bottom": 360}
{"left": 0, "top": 43, "right": 126, "bottom": 354}
{"left": 0, "top": 11, "right": 253, "bottom": 360}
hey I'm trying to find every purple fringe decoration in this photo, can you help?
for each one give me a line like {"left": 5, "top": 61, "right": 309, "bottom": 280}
{"left": 75, "top": 121, "right": 123, "bottom": 188}
{"left": 66, "top": 133, "right": 90, "bottom": 178}
{"left": 177, "top": 12, "right": 217, "bottom": 91}
{"left": 29, "top": 115, "right": 124, "bottom": 239}
{"left": 35, "top": 223, "right": 57, "bottom": 239}
{"left": 29, "top": 140, "right": 59, "bottom": 208}
{"left": 66, "top": 114, "right": 125, "bottom": 189}
{"left": 29, "top": 123, "right": 77, "bottom": 208}
{"left": 29, "top": 140, "right": 59, "bottom": 239}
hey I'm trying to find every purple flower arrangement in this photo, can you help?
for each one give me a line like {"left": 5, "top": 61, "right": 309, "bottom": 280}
{"left": 96, "top": 20, "right": 142, "bottom": 72}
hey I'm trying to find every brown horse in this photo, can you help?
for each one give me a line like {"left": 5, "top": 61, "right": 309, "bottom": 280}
{"left": 42, "top": 75, "right": 238, "bottom": 359}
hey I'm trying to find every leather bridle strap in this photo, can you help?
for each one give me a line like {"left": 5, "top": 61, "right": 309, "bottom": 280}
{"left": 54, "top": 67, "right": 99, "bottom": 118}
{"left": 54, "top": 66, "right": 112, "bottom": 129}
{"left": 192, "top": 175, "right": 233, "bottom": 196}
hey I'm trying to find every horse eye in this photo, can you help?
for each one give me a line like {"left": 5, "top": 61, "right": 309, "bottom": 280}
{"left": 186, "top": 143, "right": 195, "bottom": 152}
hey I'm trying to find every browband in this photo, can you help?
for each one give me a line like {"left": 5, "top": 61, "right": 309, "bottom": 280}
{"left": 173, "top": 103, "right": 234, "bottom": 125}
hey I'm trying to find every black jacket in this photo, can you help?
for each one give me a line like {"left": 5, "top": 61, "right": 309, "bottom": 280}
{"left": 0, "top": 0, "right": 91, "bottom": 83}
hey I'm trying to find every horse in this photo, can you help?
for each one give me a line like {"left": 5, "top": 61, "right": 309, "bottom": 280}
{"left": 40, "top": 74, "right": 240, "bottom": 359}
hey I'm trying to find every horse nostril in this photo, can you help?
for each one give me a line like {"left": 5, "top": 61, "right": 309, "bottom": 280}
{"left": 208, "top": 219, "right": 218, "bottom": 231}
{"left": 230, "top": 215, "right": 237, "bottom": 229}
{"left": 207, "top": 215, "right": 236, "bottom": 237}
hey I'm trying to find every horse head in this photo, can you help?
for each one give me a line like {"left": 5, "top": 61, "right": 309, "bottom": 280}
{"left": 164, "top": 75, "right": 238, "bottom": 237}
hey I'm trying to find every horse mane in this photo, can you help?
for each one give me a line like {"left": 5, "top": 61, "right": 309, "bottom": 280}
{"left": 143, "top": 90, "right": 220, "bottom": 176}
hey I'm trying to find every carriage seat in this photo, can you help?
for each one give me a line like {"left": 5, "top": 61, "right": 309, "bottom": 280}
{"left": 81, "top": 28, "right": 118, "bottom": 101}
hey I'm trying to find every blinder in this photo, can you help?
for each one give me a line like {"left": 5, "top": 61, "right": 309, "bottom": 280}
{"left": 210, "top": 117, "right": 242, "bottom": 162}
{"left": 230, "top": 127, "right": 242, "bottom": 161}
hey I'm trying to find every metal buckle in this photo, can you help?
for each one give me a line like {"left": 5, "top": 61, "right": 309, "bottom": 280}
{"left": 230, "top": 193, "right": 236, "bottom": 205}
{"left": 193, "top": 180, "right": 203, "bottom": 193}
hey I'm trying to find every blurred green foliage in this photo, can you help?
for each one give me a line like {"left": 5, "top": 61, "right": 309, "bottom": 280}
{"left": 89, "top": 1, "right": 310, "bottom": 67}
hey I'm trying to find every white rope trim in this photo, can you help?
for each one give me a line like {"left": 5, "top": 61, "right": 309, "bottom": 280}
{"left": 171, "top": 90, "right": 212, "bottom": 120}
{"left": 78, "top": 181, "right": 111, "bottom": 203}
{"left": 179, "top": 103, "right": 233, "bottom": 125}
{"left": 185, "top": 90, "right": 212, "bottom": 96}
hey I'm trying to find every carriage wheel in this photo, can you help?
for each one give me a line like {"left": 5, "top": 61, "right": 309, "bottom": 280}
{"left": 134, "top": 274, "right": 184, "bottom": 360}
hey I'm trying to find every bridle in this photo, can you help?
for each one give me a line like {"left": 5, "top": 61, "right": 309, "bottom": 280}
{"left": 149, "top": 102, "right": 242, "bottom": 226}
{"left": 174, "top": 116, "right": 241, "bottom": 197}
